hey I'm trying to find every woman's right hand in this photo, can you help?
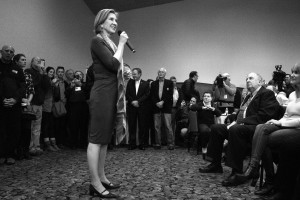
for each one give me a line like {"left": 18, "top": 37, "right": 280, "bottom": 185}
{"left": 119, "top": 31, "right": 129, "bottom": 45}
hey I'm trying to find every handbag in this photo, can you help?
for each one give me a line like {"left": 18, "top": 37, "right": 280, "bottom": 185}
{"left": 52, "top": 101, "right": 67, "bottom": 117}
{"left": 22, "top": 105, "right": 37, "bottom": 121}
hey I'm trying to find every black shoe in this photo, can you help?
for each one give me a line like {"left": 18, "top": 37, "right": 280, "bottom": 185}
{"left": 128, "top": 145, "right": 137, "bottom": 150}
{"left": 153, "top": 145, "right": 161, "bottom": 149}
{"left": 221, "top": 174, "right": 244, "bottom": 187}
{"left": 101, "top": 182, "right": 121, "bottom": 190}
{"left": 138, "top": 145, "right": 145, "bottom": 150}
{"left": 199, "top": 163, "right": 223, "bottom": 173}
{"left": 254, "top": 183, "right": 274, "bottom": 196}
{"left": 235, "top": 166, "right": 259, "bottom": 186}
{"left": 89, "top": 184, "right": 118, "bottom": 198}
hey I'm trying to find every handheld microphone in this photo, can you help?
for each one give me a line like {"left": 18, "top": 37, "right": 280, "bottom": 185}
{"left": 118, "top": 30, "right": 136, "bottom": 53}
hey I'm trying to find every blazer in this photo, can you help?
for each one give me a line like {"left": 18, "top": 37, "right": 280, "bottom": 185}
{"left": 150, "top": 79, "right": 174, "bottom": 114}
{"left": 238, "top": 86, "right": 280, "bottom": 125}
{"left": 126, "top": 79, "right": 150, "bottom": 110}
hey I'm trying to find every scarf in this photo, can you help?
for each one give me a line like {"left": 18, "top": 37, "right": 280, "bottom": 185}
{"left": 97, "top": 33, "right": 127, "bottom": 144}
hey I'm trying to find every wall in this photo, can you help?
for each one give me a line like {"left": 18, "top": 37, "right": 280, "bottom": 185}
{"left": 118, "top": 0, "right": 300, "bottom": 87}
{"left": 0, "top": 0, "right": 94, "bottom": 71}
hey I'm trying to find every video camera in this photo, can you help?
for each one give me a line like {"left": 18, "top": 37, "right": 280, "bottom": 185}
{"left": 215, "top": 74, "right": 227, "bottom": 87}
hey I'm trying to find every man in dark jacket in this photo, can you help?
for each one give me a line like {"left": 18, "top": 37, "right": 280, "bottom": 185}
{"left": 181, "top": 71, "right": 200, "bottom": 102}
{"left": 0, "top": 45, "right": 25, "bottom": 165}
{"left": 199, "top": 72, "right": 280, "bottom": 187}
{"left": 150, "top": 68, "right": 174, "bottom": 150}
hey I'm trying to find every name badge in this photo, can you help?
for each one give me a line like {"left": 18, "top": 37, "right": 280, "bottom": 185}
{"left": 12, "top": 70, "right": 18, "bottom": 74}
{"left": 224, "top": 94, "right": 227, "bottom": 99}
{"left": 75, "top": 87, "right": 81, "bottom": 91}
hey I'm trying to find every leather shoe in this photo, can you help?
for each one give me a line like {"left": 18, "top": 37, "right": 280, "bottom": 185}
{"left": 254, "top": 183, "right": 274, "bottom": 196}
{"left": 221, "top": 174, "right": 244, "bottom": 187}
{"left": 235, "top": 166, "right": 259, "bottom": 186}
{"left": 262, "top": 192, "right": 285, "bottom": 200}
{"left": 101, "top": 182, "right": 121, "bottom": 190}
{"left": 199, "top": 163, "right": 223, "bottom": 173}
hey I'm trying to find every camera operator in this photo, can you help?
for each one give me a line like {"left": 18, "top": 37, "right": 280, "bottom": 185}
{"left": 212, "top": 73, "right": 236, "bottom": 114}
{"left": 65, "top": 71, "right": 88, "bottom": 149}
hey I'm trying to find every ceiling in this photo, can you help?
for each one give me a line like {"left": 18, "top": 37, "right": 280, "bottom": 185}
{"left": 84, "top": 0, "right": 183, "bottom": 15}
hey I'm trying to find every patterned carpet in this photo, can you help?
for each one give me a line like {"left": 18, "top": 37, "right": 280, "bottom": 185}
{"left": 0, "top": 147, "right": 263, "bottom": 200}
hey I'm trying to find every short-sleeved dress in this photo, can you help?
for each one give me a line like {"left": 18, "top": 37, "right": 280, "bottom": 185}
{"left": 89, "top": 36, "right": 120, "bottom": 144}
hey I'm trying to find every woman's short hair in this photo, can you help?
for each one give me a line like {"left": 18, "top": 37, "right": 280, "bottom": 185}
{"left": 13, "top": 53, "right": 25, "bottom": 64}
{"left": 94, "top": 9, "right": 118, "bottom": 34}
{"left": 46, "top": 66, "right": 55, "bottom": 73}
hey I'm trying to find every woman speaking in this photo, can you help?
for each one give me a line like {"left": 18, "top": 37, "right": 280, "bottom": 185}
{"left": 87, "top": 9, "right": 128, "bottom": 198}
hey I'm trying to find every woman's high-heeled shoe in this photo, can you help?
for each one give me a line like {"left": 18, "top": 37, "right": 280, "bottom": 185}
{"left": 89, "top": 184, "right": 118, "bottom": 198}
{"left": 101, "top": 181, "right": 121, "bottom": 190}
{"left": 235, "top": 166, "right": 259, "bottom": 185}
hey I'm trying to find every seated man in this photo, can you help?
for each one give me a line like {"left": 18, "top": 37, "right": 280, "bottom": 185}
{"left": 190, "top": 92, "right": 222, "bottom": 159}
{"left": 199, "top": 72, "right": 280, "bottom": 187}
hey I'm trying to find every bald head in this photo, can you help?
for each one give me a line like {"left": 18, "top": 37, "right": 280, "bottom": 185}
{"left": 0, "top": 45, "right": 15, "bottom": 63}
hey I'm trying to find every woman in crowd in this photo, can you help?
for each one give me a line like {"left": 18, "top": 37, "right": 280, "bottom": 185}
{"left": 236, "top": 63, "right": 300, "bottom": 199}
{"left": 41, "top": 67, "right": 60, "bottom": 151}
{"left": 13, "top": 54, "right": 35, "bottom": 160}
{"left": 87, "top": 9, "right": 128, "bottom": 198}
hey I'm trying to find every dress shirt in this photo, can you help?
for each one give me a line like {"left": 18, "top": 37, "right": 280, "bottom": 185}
{"left": 173, "top": 87, "right": 179, "bottom": 107}
{"left": 135, "top": 79, "right": 141, "bottom": 95}
{"left": 159, "top": 80, "right": 164, "bottom": 100}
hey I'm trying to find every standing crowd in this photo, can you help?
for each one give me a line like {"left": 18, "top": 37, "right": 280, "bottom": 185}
{"left": 1, "top": 41, "right": 300, "bottom": 199}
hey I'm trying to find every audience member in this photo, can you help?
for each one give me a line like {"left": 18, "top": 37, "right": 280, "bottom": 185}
{"left": 150, "top": 68, "right": 174, "bottom": 150}
{"left": 66, "top": 70, "right": 89, "bottom": 149}
{"left": 213, "top": 73, "right": 237, "bottom": 114}
{"left": 41, "top": 66, "right": 60, "bottom": 151}
{"left": 266, "top": 80, "right": 289, "bottom": 106}
{"left": 25, "top": 57, "right": 51, "bottom": 156}
{"left": 53, "top": 66, "right": 68, "bottom": 148}
{"left": 181, "top": 71, "right": 200, "bottom": 102}
{"left": 234, "top": 64, "right": 300, "bottom": 198}
{"left": 199, "top": 72, "right": 280, "bottom": 188}
{"left": 13, "top": 54, "right": 35, "bottom": 159}
{"left": 126, "top": 68, "right": 150, "bottom": 150}
{"left": 0, "top": 45, "right": 25, "bottom": 165}
{"left": 190, "top": 92, "right": 222, "bottom": 158}
{"left": 284, "top": 73, "right": 295, "bottom": 98}
{"left": 169, "top": 76, "right": 183, "bottom": 142}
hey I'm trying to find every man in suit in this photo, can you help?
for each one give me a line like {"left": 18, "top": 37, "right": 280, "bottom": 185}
{"left": 126, "top": 68, "right": 150, "bottom": 150}
{"left": 150, "top": 68, "right": 175, "bottom": 150}
{"left": 199, "top": 72, "right": 280, "bottom": 186}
